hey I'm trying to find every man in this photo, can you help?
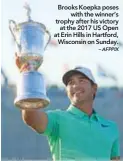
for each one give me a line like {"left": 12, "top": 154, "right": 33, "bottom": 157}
{"left": 16, "top": 55, "right": 120, "bottom": 160}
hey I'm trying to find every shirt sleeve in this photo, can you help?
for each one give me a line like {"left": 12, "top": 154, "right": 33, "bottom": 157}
{"left": 42, "top": 110, "right": 60, "bottom": 136}
{"left": 110, "top": 125, "right": 120, "bottom": 159}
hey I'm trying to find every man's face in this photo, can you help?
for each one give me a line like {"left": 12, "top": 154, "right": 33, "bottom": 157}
{"left": 66, "top": 73, "right": 97, "bottom": 104}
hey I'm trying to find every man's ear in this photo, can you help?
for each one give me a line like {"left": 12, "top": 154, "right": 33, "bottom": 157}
{"left": 65, "top": 85, "right": 71, "bottom": 98}
{"left": 92, "top": 84, "right": 98, "bottom": 95}
{"left": 65, "top": 86, "right": 68, "bottom": 95}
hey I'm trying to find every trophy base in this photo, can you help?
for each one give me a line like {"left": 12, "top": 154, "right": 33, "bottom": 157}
{"left": 14, "top": 71, "right": 50, "bottom": 109}
{"left": 14, "top": 98, "right": 49, "bottom": 109}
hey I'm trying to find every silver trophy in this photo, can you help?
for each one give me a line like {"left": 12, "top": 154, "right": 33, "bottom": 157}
{"left": 9, "top": 3, "right": 51, "bottom": 109}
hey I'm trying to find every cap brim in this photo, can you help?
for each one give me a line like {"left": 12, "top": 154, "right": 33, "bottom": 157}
{"left": 62, "top": 70, "right": 87, "bottom": 85}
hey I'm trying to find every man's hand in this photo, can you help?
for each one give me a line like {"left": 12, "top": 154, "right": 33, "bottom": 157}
{"left": 15, "top": 53, "right": 31, "bottom": 72}
{"left": 15, "top": 52, "right": 21, "bottom": 69}
{"left": 15, "top": 53, "right": 43, "bottom": 72}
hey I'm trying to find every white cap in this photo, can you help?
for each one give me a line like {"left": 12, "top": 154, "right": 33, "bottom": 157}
{"left": 62, "top": 66, "right": 97, "bottom": 85}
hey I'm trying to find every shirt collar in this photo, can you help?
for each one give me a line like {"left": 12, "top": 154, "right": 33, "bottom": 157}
{"left": 67, "top": 104, "right": 110, "bottom": 126}
{"left": 67, "top": 104, "right": 98, "bottom": 120}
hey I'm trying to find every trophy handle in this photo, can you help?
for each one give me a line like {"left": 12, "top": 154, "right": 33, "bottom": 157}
{"left": 9, "top": 20, "right": 21, "bottom": 52}
{"left": 44, "top": 30, "right": 51, "bottom": 50}
{"left": 39, "top": 23, "right": 51, "bottom": 51}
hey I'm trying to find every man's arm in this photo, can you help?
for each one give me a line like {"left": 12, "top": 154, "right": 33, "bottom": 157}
{"left": 110, "top": 125, "right": 120, "bottom": 161}
{"left": 111, "top": 156, "right": 120, "bottom": 161}
{"left": 22, "top": 109, "right": 60, "bottom": 136}
{"left": 22, "top": 110, "right": 48, "bottom": 133}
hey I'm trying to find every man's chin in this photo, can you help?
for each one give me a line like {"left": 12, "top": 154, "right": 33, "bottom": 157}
{"left": 72, "top": 97, "right": 85, "bottom": 104}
